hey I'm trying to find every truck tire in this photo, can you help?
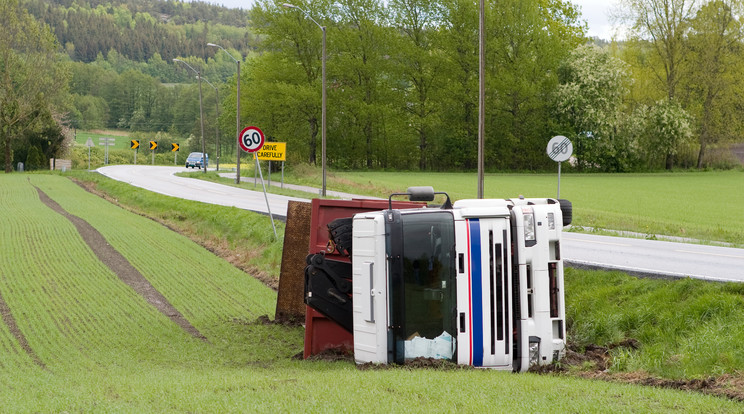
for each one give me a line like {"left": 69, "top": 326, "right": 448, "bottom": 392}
{"left": 328, "top": 217, "right": 354, "bottom": 256}
{"left": 558, "top": 199, "right": 572, "bottom": 226}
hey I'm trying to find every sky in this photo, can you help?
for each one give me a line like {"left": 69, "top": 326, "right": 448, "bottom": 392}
{"left": 193, "top": 0, "right": 623, "bottom": 40}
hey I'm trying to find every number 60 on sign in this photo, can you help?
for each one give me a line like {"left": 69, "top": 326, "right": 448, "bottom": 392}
{"left": 239, "top": 126, "right": 265, "bottom": 153}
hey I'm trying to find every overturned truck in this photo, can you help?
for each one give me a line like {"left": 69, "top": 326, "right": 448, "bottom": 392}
{"left": 297, "top": 187, "right": 571, "bottom": 371}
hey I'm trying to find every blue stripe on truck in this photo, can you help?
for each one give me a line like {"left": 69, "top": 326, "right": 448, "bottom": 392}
{"left": 469, "top": 219, "right": 483, "bottom": 367}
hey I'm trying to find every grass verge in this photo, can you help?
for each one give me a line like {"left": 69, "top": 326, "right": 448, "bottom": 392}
{"left": 566, "top": 268, "right": 744, "bottom": 379}
{"left": 1, "top": 171, "right": 741, "bottom": 410}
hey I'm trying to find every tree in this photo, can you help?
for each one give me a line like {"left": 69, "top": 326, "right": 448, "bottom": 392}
{"left": 641, "top": 99, "right": 693, "bottom": 169}
{"left": 249, "top": 0, "right": 333, "bottom": 165}
{"left": 0, "top": 0, "right": 69, "bottom": 172}
{"left": 436, "top": 0, "right": 478, "bottom": 170}
{"left": 388, "top": 0, "right": 443, "bottom": 170}
{"left": 487, "top": 0, "right": 584, "bottom": 170}
{"left": 333, "top": 0, "right": 396, "bottom": 169}
{"left": 683, "top": 0, "right": 744, "bottom": 168}
{"left": 554, "top": 44, "right": 633, "bottom": 171}
{"left": 620, "top": 0, "right": 699, "bottom": 101}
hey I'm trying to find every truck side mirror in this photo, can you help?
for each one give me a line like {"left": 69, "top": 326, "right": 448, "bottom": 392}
{"left": 407, "top": 186, "right": 435, "bottom": 201}
{"left": 388, "top": 186, "right": 452, "bottom": 210}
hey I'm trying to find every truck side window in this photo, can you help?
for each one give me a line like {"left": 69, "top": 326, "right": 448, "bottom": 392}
{"left": 396, "top": 212, "right": 456, "bottom": 360}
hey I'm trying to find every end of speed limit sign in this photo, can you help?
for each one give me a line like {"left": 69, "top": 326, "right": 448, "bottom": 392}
{"left": 239, "top": 126, "right": 265, "bottom": 153}
{"left": 547, "top": 135, "right": 573, "bottom": 162}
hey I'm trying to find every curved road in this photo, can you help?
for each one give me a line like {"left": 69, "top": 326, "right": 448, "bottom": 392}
{"left": 97, "top": 165, "right": 744, "bottom": 283}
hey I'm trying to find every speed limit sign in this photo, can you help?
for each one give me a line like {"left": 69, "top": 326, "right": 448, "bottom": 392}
{"left": 547, "top": 135, "right": 573, "bottom": 162}
{"left": 239, "top": 126, "right": 265, "bottom": 153}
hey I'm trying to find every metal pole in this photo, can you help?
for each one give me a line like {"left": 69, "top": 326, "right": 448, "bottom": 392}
{"left": 215, "top": 87, "right": 220, "bottom": 171}
{"left": 557, "top": 162, "right": 562, "bottom": 199}
{"left": 201, "top": 76, "right": 221, "bottom": 172}
{"left": 321, "top": 26, "right": 327, "bottom": 197}
{"left": 236, "top": 59, "right": 241, "bottom": 183}
{"left": 207, "top": 43, "right": 242, "bottom": 183}
{"left": 198, "top": 76, "right": 206, "bottom": 174}
{"left": 477, "top": 0, "right": 485, "bottom": 199}
{"left": 255, "top": 154, "right": 278, "bottom": 240}
{"left": 173, "top": 59, "right": 207, "bottom": 174}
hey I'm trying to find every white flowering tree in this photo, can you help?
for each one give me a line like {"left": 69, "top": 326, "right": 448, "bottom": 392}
{"left": 642, "top": 99, "right": 693, "bottom": 169}
{"left": 554, "top": 44, "right": 636, "bottom": 171}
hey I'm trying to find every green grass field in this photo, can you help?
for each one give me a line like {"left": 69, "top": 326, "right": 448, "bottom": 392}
{"left": 75, "top": 130, "right": 133, "bottom": 150}
{"left": 1, "top": 173, "right": 742, "bottom": 411}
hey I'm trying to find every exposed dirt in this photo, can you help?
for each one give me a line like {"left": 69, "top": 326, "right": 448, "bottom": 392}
{"left": 72, "top": 178, "right": 279, "bottom": 292}
{"left": 529, "top": 341, "right": 744, "bottom": 402}
{"left": 303, "top": 347, "right": 354, "bottom": 363}
{"left": 0, "top": 292, "right": 46, "bottom": 369}
{"left": 35, "top": 186, "right": 206, "bottom": 341}
{"left": 357, "top": 357, "right": 474, "bottom": 371}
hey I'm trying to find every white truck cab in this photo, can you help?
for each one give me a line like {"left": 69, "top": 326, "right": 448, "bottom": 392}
{"left": 350, "top": 188, "right": 568, "bottom": 370}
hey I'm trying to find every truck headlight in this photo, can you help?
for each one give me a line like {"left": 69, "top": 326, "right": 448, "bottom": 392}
{"left": 522, "top": 207, "right": 535, "bottom": 242}
{"left": 529, "top": 336, "right": 541, "bottom": 366}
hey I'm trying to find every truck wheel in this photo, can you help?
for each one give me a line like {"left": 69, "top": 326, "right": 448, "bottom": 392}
{"left": 558, "top": 199, "right": 572, "bottom": 226}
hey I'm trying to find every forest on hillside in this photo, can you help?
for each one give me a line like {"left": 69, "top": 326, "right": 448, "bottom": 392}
{"left": 3, "top": 0, "right": 744, "bottom": 173}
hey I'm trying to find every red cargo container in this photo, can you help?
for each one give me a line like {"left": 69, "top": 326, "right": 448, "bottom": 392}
{"left": 303, "top": 198, "right": 424, "bottom": 358}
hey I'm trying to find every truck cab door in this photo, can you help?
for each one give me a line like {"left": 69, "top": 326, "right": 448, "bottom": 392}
{"left": 456, "top": 217, "right": 512, "bottom": 368}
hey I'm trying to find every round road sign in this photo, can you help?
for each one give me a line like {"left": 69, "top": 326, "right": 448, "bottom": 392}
{"left": 547, "top": 135, "right": 573, "bottom": 162}
{"left": 239, "top": 126, "right": 265, "bottom": 153}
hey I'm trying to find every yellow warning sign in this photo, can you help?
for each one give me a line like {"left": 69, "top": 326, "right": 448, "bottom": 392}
{"left": 256, "top": 142, "right": 286, "bottom": 161}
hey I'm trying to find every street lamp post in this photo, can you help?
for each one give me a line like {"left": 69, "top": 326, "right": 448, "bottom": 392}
{"left": 173, "top": 58, "right": 207, "bottom": 174}
{"left": 207, "top": 43, "right": 242, "bottom": 184}
{"left": 283, "top": 3, "right": 326, "bottom": 197}
{"left": 478, "top": 0, "right": 485, "bottom": 198}
{"left": 201, "top": 76, "right": 220, "bottom": 172}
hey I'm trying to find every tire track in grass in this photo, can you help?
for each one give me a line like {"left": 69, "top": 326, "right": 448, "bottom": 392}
{"left": 0, "top": 292, "right": 46, "bottom": 369}
{"left": 34, "top": 187, "right": 207, "bottom": 341}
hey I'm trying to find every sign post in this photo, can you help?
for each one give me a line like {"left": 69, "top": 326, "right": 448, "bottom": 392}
{"left": 99, "top": 137, "right": 115, "bottom": 165}
{"left": 547, "top": 135, "right": 573, "bottom": 199}
{"left": 150, "top": 141, "right": 157, "bottom": 165}
{"left": 130, "top": 140, "right": 140, "bottom": 164}
{"left": 85, "top": 138, "right": 94, "bottom": 170}
{"left": 171, "top": 143, "right": 179, "bottom": 165}
{"left": 257, "top": 142, "right": 287, "bottom": 188}
{"left": 239, "top": 126, "right": 277, "bottom": 240}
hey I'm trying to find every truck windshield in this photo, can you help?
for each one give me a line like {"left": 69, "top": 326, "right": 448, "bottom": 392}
{"left": 397, "top": 211, "right": 456, "bottom": 361}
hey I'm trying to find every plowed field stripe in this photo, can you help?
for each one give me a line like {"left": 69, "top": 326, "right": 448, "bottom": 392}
{"left": 0, "top": 291, "right": 46, "bottom": 368}
{"left": 35, "top": 187, "right": 207, "bottom": 341}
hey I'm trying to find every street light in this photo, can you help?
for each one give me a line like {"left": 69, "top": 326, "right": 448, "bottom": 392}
{"left": 478, "top": 0, "right": 485, "bottom": 198}
{"left": 207, "top": 43, "right": 242, "bottom": 184}
{"left": 283, "top": 2, "right": 327, "bottom": 197}
{"left": 173, "top": 58, "right": 207, "bottom": 174}
{"left": 200, "top": 76, "right": 221, "bottom": 172}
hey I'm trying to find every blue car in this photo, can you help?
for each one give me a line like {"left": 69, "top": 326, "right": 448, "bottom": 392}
{"left": 185, "top": 152, "right": 208, "bottom": 169}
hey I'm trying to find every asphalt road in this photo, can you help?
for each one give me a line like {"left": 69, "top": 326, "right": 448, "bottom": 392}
{"left": 97, "top": 165, "right": 744, "bottom": 283}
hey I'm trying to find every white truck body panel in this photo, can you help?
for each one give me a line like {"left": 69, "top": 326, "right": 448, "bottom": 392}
{"left": 351, "top": 214, "right": 389, "bottom": 364}
{"left": 351, "top": 198, "right": 566, "bottom": 370}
